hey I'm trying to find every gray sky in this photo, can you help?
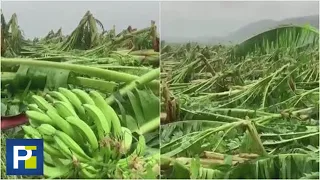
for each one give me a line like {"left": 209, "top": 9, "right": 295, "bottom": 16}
{"left": 2, "top": 1, "right": 319, "bottom": 39}
{"left": 2, "top": 1, "right": 159, "bottom": 39}
{"left": 161, "top": 1, "right": 319, "bottom": 38}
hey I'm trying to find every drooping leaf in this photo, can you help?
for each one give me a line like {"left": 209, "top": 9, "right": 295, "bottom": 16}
{"left": 231, "top": 25, "right": 319, "bottom": 59}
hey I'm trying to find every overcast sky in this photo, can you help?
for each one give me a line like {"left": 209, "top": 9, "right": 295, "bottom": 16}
{"left": 2, "top": 1, "right": 319, "bottom": 39}
{"left": 2, "top": 1, "right": 159, "bottom": 39}
{"left": 161, "top": 1, "right": 319, "bottom": 38}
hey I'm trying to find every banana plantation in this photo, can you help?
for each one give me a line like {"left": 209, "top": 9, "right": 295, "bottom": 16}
{"left": 160, "top": 25, "right": 319, "bottom": 179}
{"left": 0, "top": 6, "right": 319, "bottom": 180}
{"left": 1, "top": 11, "right": 160, "bottom": 179}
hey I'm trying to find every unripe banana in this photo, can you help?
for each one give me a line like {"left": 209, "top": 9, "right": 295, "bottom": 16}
{"left": 72, "top": 89, "right": 95, "bottom": 105}
{"left": 44, "top": 153, "right": 65, "bottom": 167}
{"left": 44, "top": 141, "right": 66, "bottom": 159}
{"left": 58, "top": 87, "right": 86, "bottom": 118}
{"left": 48, "top": 91, "right": 73, "bottom": 107}
{"left": 121, "top": 127, "right": 133, "bottom": 153}
{"left": 24, "top": 134, "right": 32, "bottom": 139}
{"left": 43, "top": 135, "right": 55, "bottom": 142}
{"left": 89, "top": 90, "right": 121, "bottom": 137}
{"left": 22, "top": 125, "right": 41, "bottom": 138}
{"left": 57, "top": 158, "right": 72, "bottom": 166}
{"left": 31, "top": 95, "right": 56, "bottom": 112}
{"left": 65, "top": 116, "right": 99, "bottom": 150}
{"left": 53, "top": 135, "right": 85, "bottom": 161}
{"left": 83, "top": 104, "right": 110, "bottom": 139}
{"left": 44, "top": 151, "right": 55, "bottom": 166}
{"left": 27, "top": 104, "right": 44, "bottom": 113}
{"left": 80, "top": 163, "right": 99, "bottom": 174}
{"left": 44, "top": 94, "right": 55, "bottom": 103}
{"left": 134, "top": 134, "right": 146, "bottom": 156}
{"left": 28, "top": 119, "right": 41, "bottom": 127}
{"left": 37, "top": 124, "right": 56, "bottom": 136}
{"left": 79, "top": 165, "right": 97, "bottom": 179}
{"left": 44, "top": 163, "right": 72, "bottom": 179}
{"left": 53, "top": 101, "right": 79, "bottom": 118}
{"left": 23, "top": 128, "right": 64, "bottom": 159}
{"left": 37, "top": 124, "right": 56, "bottom": 142}
{"left": 46, "top": 110, "right": 78, "bottom": 141}
{"left": 26, "top": 110, "right": 53, "bottom": 125}
{"left": 53, "top": 136, "right": 77, "bottom": 159}
{"left": 55, "top": 130, "right": 92, "bottom": 160}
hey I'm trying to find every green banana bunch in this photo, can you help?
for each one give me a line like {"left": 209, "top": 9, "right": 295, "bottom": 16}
{"left": 22, "top": 88, "right": 155, "bottom": 179}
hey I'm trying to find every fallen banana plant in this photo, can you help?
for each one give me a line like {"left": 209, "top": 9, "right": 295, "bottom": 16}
{"left": 160, "top": 25, "right": 319, "bottom": 179}
{"left": 1, "top": 58, "right": 159, "bottom": 88}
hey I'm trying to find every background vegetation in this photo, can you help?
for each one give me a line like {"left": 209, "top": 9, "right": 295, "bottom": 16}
{"left": 160, "top": 24, "right": 319, "bottom": 179}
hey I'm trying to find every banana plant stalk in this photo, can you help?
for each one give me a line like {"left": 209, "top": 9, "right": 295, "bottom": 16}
{"left": 106, "top": 68, "right": 160, "bottom": 105}
{"left": 134, "top": 116, "right": 160, "bottom": 135}
{"left": 1, "top": 58, "right": 159, "bottom": 88}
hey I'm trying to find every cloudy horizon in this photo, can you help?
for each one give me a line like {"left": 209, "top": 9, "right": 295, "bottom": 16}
{"left": 2, "top": 1, "right": 319, "bottom": 39}
{"left": 161, "top": 1, "right": 319, "bottom": 39}
{"left": 2, "top": 1, "right": 159, "bottom": 39}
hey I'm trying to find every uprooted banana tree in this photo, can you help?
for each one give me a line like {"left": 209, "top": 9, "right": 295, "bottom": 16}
{"left": 160, "top": 24, "right": 319, "bottom": 179}
{"left": 43, "top": 28, "right": 64, "bottom": 44}
{"left": 1, "top": 12, "right": 24, "bottom": 56}
{"left": 60, "top": 10, "right": 105, "bottom": 51}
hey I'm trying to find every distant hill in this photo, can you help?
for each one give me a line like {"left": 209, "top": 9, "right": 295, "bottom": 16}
{"left": 164, "top": 15, "right": 319, "bottom": 45}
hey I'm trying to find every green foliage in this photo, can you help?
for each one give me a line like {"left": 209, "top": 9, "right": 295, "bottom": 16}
{"left": 161, "top": 25, "right": 319, "bottom": 179}
{"left": 114, "top": 88, "right": 160, "bottom": 148}
{"left": 231, "top": 24, "right": 319, "bottom": 59}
